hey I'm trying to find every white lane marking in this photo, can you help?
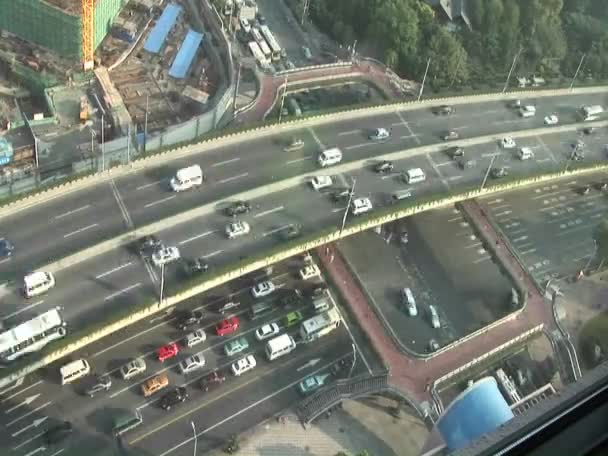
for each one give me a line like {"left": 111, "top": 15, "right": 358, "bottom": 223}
{"left": 92, "top": 318, "right": 172, "bottom": 358}
{"left": 104, "top": 283, "right": 142, "bottom": 301}
{"left": 486, "top": 198, "right": 504, "bottom": 205}
{"left": 435, "top": 161, "right": 453, "bottom": 167}
{"left": 137, "top": 180, "right": 164, "bottom": 190}
{"left": 0, "top": 381, "right": 42, "bottom": 404}
{"left": 202, "top": 250, "right": 223, "bottom": 259}
{"left": 11, "top": 414, "right": 46, "bottom": 434}
{"left": 338, "top": 129, "right": 361, "bottom": 136}
{"left": 332, "top": 207, "right": 348, "bottom": 213}
{"left": 482, "top": 152, "right": 501, "bottom": 158}
{"left": 178, "top": 230, "right": 217, "bottom": 245}
{"left": 308, "top": 127, "right": 325, "bottom": 150}
{"left": 517, "top": 242, "right": 534, "bottom": 250}
{"left": 520, "top": 248, "right": 537, "bottom": 255}
{"left": 0, "top": 258, "right": 10, "bottom": 265}
{"left": 110, "top": 179, "right": 134, "bottom": 229}
{"left": 532, "top": 188, "right": 573, "bottom": 200}
{"left": 399, "top": 134, "right": 419, "bottom": 140}
{"left": 473, "top": 256, "right": 491, "bottom": 264}
{"left": 513, "top": 235, "right": 529, "bottom": 243}
{"left": 286, "top": 155, "right": 313, "bottom": 165}
{"left": 465, "top": 242, "right": 482, "bottom": 249}
{"left": 11, "top": 431, "right": 46, "bottom": 450}
{"left": 492, "top": 204, "right": 511, "bottom": 211}
{"left": 218, "top": 172, "right": 249, "bottom": 184}
{"left": 24, "top": 446, "right": 49, "bottom": 456}
{"left": 54, "top": 205, "right": 90, "bottom": 220}
{"left": 63, "top": 223, "right": 98, "bottom": 239}
{"left": 2, "top": 300, "right": 44, "bottom": 320}
{"left": 211, "top": 157, "right": 240, "bottom": 167}
{"left": 6, "top": 401, "right": 52, "bottom": 427}
{"left": 447, "top": 175, "right": 463, "bottom": 182}
{"left": 447, "top": 216, "right": 462, "bottom": 222}
{"left": 495, "top": 210, "right": 512, "bottom": 217}
{"left": 263, "top": 225, "right": 291, "bottom": 237}
{"left": 254, "top": 206, "right": 284, "bottom": 218}
{"left": 144, "top": 195, "right": 176, "bottom": 208}
{"left": 537, "top": 158, "right": 552, "bottom": 163}
{"left": 49, "top": 449, "right": 66, "bottom": 456}
{"left": 95, "top": 262, "right": 133, "bottom": 279}
{"left": 344, "top": 143, "right": 368, "bottom": 150}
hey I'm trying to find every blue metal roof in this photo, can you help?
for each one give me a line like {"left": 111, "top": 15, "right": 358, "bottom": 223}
{"left": 437, "top": 377, "right": 514, "bottom": 451}
{"left": 169, "top": 29, "right": 204, "bottom": 79}
{"left": 143, "top": 3, "right": 182, "bottom": 54}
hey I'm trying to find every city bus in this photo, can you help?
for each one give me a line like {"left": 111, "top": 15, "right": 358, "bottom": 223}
{"left": 299, "top": 308, "right": 341, "bottom": 343}
{"left": 580, "top": 105, "right": 604, "bottom": 121}
{"left": 259, "top": 25, "right": 282, "bottom": 62}
{"left": 0, "top": 307, "right": 67, "bottom": 362}
{"left": 265, "top": 333, "right": 297, "bottom": 360}
{"left": 251, "top": 28, "right": 272, "bottom": 60}
{"left": 247, "top": 41, "right": 269, "bottom": 68}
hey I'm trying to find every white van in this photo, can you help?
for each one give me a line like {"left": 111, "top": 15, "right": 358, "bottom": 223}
{"left": 519, "top": 105, "right": 536, "bottom": 118}
{"left": 403, "top": 168, "right": 426, "bottom": 184}
{"left": 170, "top": 165, "right": 203, "bottom": 192}
{"left": 60, "top": 359, "right": 91, "bottom": 385}
{"left": 312, "top": 296, "right": 331, "bottom": 313}
{"left": 23, "top": 271, "right": 55, "bottom": 298}
{"left": 265, "top": 334, "right": 297, "bottom": 361}
{"left": 318, "top": 148, "right": 342, "bottom": 167}
{"left": 518, "top": 147, "right": 534, "bottom": 161}
{"left": 401, "top": 288, "right": 417, "bottom": 316}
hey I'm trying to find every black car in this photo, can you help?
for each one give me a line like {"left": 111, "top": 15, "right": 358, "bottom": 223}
{"left": 491, "top": 167, "right": 509, "bottom": 179}
{"left": 83, "top": 374, "right": 112, "bottom": 397}
{"left": 44, "top": 421, "right": 73, "bottom": 444}
{"left": 433, "top": 105, "right": 453, "bottom": 115}
{"left": 225, "top": 201, "right": 252, "bottom": 217}
{"left": 374, "top": 160, "right": 394, "bottom": 174}
{"left": 138, "top": 235, "right": 163, "bottom": 258}
{"left": 176, "top": 310, "right": 204, "bottom": 331}
{"left": 446, "top": 146, "right": 464, "bottom": 159}
{"left": 183, "top": 258, "right": 209, "bottom": 276}
{"left": 0, "top": 238, "right": 14, "bottom": 259}
{"left": 281, "top": 224, "right": 302, "bottom": 241}
{"left": 330, "top": 188, "right": 352, "bottom": 203}
{"left": 160, "top": 387, "right": 188, "bottom": 411}
{"left": 583, "top": 127, "right": 595, "bottom": 135}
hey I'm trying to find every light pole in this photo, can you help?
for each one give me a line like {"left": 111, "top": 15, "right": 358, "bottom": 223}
{"left": 34, "top": 136, "right": 39, "bottom": 168}
{"left": 301, "top": 0, "right": 311, "bottom": 25}
{"left": 191, "top": 421, "right": 197, "bottom": 456}
{"left": 278, "top": 76, "right": 288, "bottom": 123}
{"left": 159, "top": 263, "right": 165, "bottom": 309}
{"left": 503, "top": 47, "right": 523, "bottom": 94}
{"left": 339, "top": 178, "right": 356, "bottom": 237}
{"left": 570, "top": 54, "right": 586, "bottom": 92}
{"left": 126, "top": 123, "right": 131, "bottom": 164}
{"left": 417, "top": 58, "right": 431, "bottom": 102}
{"left": 347, "top": 343, "right": 357, "bottom": 378}
{"left": 144, "top": 92, "right": 149, "bottom": 153}
{"left": 481, "top": 154, "right": 496, "bottom": 191}
{"left": 101, "top": 113, "right": 105, "bottom": 171}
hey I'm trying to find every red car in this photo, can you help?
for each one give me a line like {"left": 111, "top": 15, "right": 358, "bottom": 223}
{"left": 157, "top": 342, "right": 179, "bottom": 362}
{"left": 215, "top": 316, "right": 239, "bottom": 336}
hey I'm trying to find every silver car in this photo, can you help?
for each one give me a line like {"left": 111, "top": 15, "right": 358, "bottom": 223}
{"left": 120, "top": 358, "right": 147, "bottom": 380}
{"left": 184, "top": 329, "right": 206, "bottom": 348}
{"left": 179, "top": 353, "right": 206, "bottom": 374}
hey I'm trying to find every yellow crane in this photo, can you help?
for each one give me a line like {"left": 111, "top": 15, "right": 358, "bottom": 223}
{"left": 82, "top": 0, "right": 94, "bottom": 70}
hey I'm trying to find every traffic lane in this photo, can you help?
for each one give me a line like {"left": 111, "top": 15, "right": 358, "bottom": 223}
{"left": 129, "top": 329, "right": 352, "bottom": 455}
{"left": 534, "top": 127, "right": 608, "bottom": 163}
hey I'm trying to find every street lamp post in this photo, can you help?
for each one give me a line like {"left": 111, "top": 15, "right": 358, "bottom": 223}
{"left": 503, "top": 47, "right": 523, "bottom": 94}
{"left": 417, "top": 58, "right": 431, "bottom": 102}
{"left": 144, "top": 92, "right": 149, "bottom": 153}
{"left": 101, "top": 113, "right": 105, "bottom": 172}
{"left": 278, "top": 77, "right": 288, "bottom": 124}
{"left": 159, "top": 263, "right": 165, "bottom": 309}
{"left": 347, "top": 343, "right": 357, "bottom": 378}
{"left": 481, "top": 154, "right": 496, "bottom": 191}
{"left": 339, "top": 178, "right": 356, "bottom": 237}
{"left": 191, "top": 421, "right": 197, "bottom": 456}
{"left": 570, "top": 54, "right": 586, "bottom": 92}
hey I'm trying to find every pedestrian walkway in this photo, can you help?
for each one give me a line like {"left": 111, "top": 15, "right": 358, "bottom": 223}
{"left": 316, "top": 200, "right": 556, "bottom": 404}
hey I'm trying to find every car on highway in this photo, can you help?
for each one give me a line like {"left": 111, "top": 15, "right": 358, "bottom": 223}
{"left": 44, "top": 421, "right": 73, "bottom": 444}
{"left": 83, "top": 374, "right": 112, "bottom": 397}
{"left": 157, "top": 342, "right": 179, "bottom": 362}
{"left": 491, "top": 167, "right": 509, "bottom": 179}
{"left": 299, "top": 373, "right": 331, "bottom": 395}
{"left": 216, "top": 316, "right": 240, "bottom": 336}
{"left": 284, "top": 137, "right": 305, "bottom": 152}
{"left": 138, "top": 235, "right": 163, "bottom": 258}
{"left": 595, "top": 182, "right": 608, "bottom": 191}
{"left": 311, "top": 175, "right": 333, "bottom": 191}
{"left": 300, "top": 264, "right": 321, "bottom": 280}
{"left": 580, "top": 185, "right": 591, "bottom": 195}
{"left": 401, "top": 288, "right": 418, "bottom": 317}
{"left": 374, "top": 160, "right": 394, "bottom": 174}
{"left": 182, "top": 257, "right": 209, "bottom": 276}
{"left": 179, "top": 352, "right": 206, "bottom": 374}
{"left": 281, "top": 224, "right": 302, "bottom": 241}
{"left": 501, "top": 136, "right": 517, "bottom": 149}
{"left": 160, "top": 386, "right": 188, "bottom": 411}
{"left": 331, "top": 187, "right": 352, "bottom": 203}
{"left": 224, "top": 337, "right": 250, "bottom": 356}
{"left": 433, "top": 105, "right": 453, "bottom": 115}
{"left": 429, "top": 305, "right": 441, "bottom": 329}
{"left": 368, "top": 127, "right": 390, "bottom": 140}
{"left": 284, "top": 310, "right": 304, "bottom": 328}
{"left": 429, "top": 339, "right": 440, "bottom": 352}
{"left": 446, "top": 146, "right": 464, "bottom": 159}
{"left": 200, "top": 371, "right": 226, "bottom": 391}
{"left": 255, "top": 322, "right": 280, "bottom": 341}
{"left": 0, "top": 238, "right": 14, "bottom": 259}
{"left": 231, "top": 354, "right": 257, "bottom": 376}
{"left": 350, "top": 197, "right": 373, "bottom": 215}
{"left": 226, "top": 220, "right": 251, "bottom": 239}
{"left": 214, "top": 300, "right": 241, "bottom": 314}
{"left": 151, "top": 246, "right": 181, "bottom": 267}
{"left": 120, "top": 358, "right": 147, "bottom": 380}
{"left": 583, "top": 127, "right": 595, "bottom": 135}
{"left": 252, "top": 280, "right": 276, "bottom": 298}
{"left": 184, "top": 328, "right": 206, "bottom": 348}
{"left": 443, "top": 130, "right": 459, "bottom": 141}
{"left": 225, "top": 200, "right": 252, "bottom": 217}
{"left": 544, "top": 114, "right": 559, "bottom": 125}
{"left": 176, "top": 310, "right": 204, "bottom": 331}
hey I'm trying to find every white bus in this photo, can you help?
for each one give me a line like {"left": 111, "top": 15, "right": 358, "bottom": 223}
{"left": 580, "top": 105, "right": 604, "bottom": 121}
{"left": 265, "top": 333, "right": 296, "bottom": 360}
{"left": 0, "top": 308, "right": 67, "bottom": 362}
{"left": 248, "top": 41, "right": 268, "bottom": 67}
{"left": 300, "top": 308, "right": 341, "bottom": 343}
{"left": 251, "top": 28, "right": 272, "bottom": 60}
{"left": 259, "top": 25, "right": 282, "bottom": 62}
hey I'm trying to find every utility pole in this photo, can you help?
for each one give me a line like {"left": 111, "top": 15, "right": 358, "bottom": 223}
{"left": 144, "top": 92, "right": 149, "bottom": 153}
{"left": 126, "top": 123, "right": 131, "bottom": 164}
{"left": 503, "top": 47, "right": 523, "bottom": 94}
{"left": 101, "top": 113, "right": 105, "bottom": 172}
{"left": 159, "top": 263, "right": 165, "bottom": 308}
{"left": 339, "top": 178, "right": 356, "bottom": 237}
{"left": 233, "top": 62, "right": 241, "bottom": 113}
{"left": 34, "top": 136, "right": 39, "bottom": 168}
{"left": 278, "top": 76, "right": 288, "bottom": 123}
{"left": 191, "top": 421, "right": 197, "bottom": 456}
{"left": 301, "top": 0, "right": 311, "bottom": 25}
{"left": 350, "top": 39, "right": 357, "bottom": 62}
{"left": 481, "top": 155, "right": 496, "bottom": 191}
{"left": 418, "top": 58, "right": 431, "bottom": 102}
{"left": 570, "top": 54, "right": 586, "bottom": 92}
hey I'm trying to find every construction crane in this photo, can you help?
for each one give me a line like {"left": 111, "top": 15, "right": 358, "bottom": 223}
{"left": 82, "top": 0, "right": 94, "bottom": 70}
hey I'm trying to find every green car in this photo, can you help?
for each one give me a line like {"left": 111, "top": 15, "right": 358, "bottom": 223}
{"left": 224, "top": 337, "right": 249, "bottom": 357}
{"left": 299, "top": 373, "right": 331, "bottom": 395}
{"left": 283, "top": 311, "right": 304, "bottom": 328}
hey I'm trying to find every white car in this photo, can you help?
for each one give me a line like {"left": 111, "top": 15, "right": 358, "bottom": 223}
{"left": 231, "top": 354, "right": 257, "bottom": 376}
{"left": 179, "top": 352, "right": 206, "bottom": 374}
{"left": 120, "top": 358, "right": 147, "bottom": 380}
{"left": 350, "top": 197, "right": 373, "bottom": 215}
{"left": 239, "top": 18, "right": 251, "bottom": 33}
{"left": 151, "top": 246, "right": 180, "bottom": 267}
{"left": 544, "top": 114, "right": 559, "bottom": 125}
{"left": 299, "top": 264, "right": 321, "bottom": 280}
{"left": 501, "top": 137, "right": 517, "bottom": 149}
{"left": 369, "top": 127, "right": 390, "bottom": 140}
{"left": 252, "top": 280, "right": 276, "bottom": 298}
{"left": 255, "top": 322, "right": 280, "bottom": 341}
{"left": 429, "top": 305, "right": 441, "bottom": 329}
{"left": 226, "top": 220, "right": 251, "bottom": 239}
{"left": 184, "top": 329, "right": 206, "bottom": 348}
{"left": 311, "top": 176, "right": 333, "bottom": 191}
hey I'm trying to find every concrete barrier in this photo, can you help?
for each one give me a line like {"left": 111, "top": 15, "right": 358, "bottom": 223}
{"left": 1, "top": 86, "right": 607, "bottom": 218}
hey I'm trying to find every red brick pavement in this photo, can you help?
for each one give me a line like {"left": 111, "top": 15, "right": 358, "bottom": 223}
{"left": 317, "top": 201, "right": 556, "bottom": 404}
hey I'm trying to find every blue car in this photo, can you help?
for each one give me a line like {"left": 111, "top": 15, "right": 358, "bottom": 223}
{"left": 0, "top": 238, "right": 14, "bottom": 259}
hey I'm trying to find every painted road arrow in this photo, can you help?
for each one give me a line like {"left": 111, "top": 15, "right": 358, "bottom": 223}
{"left": 297, "top": 358, "right": 321, "bottom": 372}
{"left": 5, "top": 394, "right": 41, "bottom": 414}
{"left": 11, "top": 417, "right": 48, "bottom": 437}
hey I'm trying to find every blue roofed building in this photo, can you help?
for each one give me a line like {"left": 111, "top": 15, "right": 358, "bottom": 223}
{"left": 144, "top": 3, "right": 182, "bottom": 54}
{"left": 169, "top": 29, "right": 204, "bottom": 79}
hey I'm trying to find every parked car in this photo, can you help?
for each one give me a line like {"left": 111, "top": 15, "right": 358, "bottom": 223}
{"left": 491, "top": 167, "right": 509, "bottom": 179}
{"left": 350, "top": 197, "right": 373, "bottom": 215}
{"left": 83, "top": 374, "right": 112, "bottom": 397}
{"left": 176, "top": 310, "right": 204, "bottom": 331}
{"left": 157, "top": 342, "right": 179, "bottom": 362}
{"left": 311, "top": 176, "right": 333, "bottom": 191}
{"left": 544, "top": 114, "right": 559, "bottom": 125}
{"left": 226, "top": 220, "right": 251, "bottom": 239}
{"left": 160, "top": 386, "right": 188, "bottom": 411}
{"left": 284, "top": 311, "right": 304, "bottom": 328}
{"left": 182, "top": 258, "right": 209, "bottom": 276}
{"left": 225, "top": 200, "right": 252, "bottom": 217}
{"left": 299, "top": 264, "right": 321, "bottom": 280}
{"left": 446, "top": 146, "right": 464, "bottom": 159}
{"left": 151, "top": 246, "right": 180, "bottom": 267}
{"left": 231, "top": 355, "right": 257, "bottom": 376}
{"left": 368, "top": 127, "right": 390, "bottom": 140}
{"left": 138, "top": 235, "right": 163, "bottom": 258}
{"left": 255, "top": 322, "right": 280, "bottom": 341}
{"left": 374, "top": 160, "right": 394, "bottom": 174}
{"left": 299, "top": 373, "right": 331, "bottom": 395}
{"left": 428, "top": 305, "right": 440, "bottom": 329}
{"left": 44, "top": 421, "right": 73, "bottom": 444}
{"left": 433, "top": 105, "right": 453, "bottom": 115}
{"left": 501, "top": 137, "right": 517, "bottom": 149}
{"left": 179, "top": 352, "right": 206, "bottom": 374}
{"left": 200, "top": 371, "right": 226, "bottom": 391}
{"left": 224, "top": 337, "right": 250, "bottom": 356}
{"left": 252, "top": 280, "right": 276, "bottom": 298}
{"left": 330, "top": 187, "right": 352, "bottom": 203}
{"left": 184, "top": 328, "right": 206, "bottom": 348}
{"left": 216, "top": 316, "right": 240, "bottom": 336}
{"left": 443, "top": 130, "right": 459, "bottom": 141}
{"left": 120, "top": 358, "right": 147, "bottom": 380}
